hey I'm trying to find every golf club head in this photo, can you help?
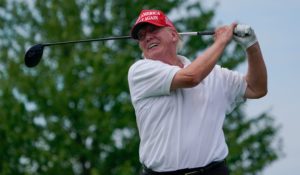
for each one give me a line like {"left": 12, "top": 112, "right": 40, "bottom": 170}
{"left": 24, "top": 44, "right": 44, "bottom": 67}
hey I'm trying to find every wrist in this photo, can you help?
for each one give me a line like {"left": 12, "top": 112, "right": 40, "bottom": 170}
{"left": 245, "top": 39, "right": 258, "bottom": 49}
{"left": 214, "top": 39, "right": 228, "bottom": 48}
{"left": 246, "top": 42, "right": 259, "bottom": 52}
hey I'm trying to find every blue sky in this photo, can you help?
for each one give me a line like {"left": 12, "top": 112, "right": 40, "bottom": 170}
{"left": 202, "top": 0, "right": 300, "bottom": 174}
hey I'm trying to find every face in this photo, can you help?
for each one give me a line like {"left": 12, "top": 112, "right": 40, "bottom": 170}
{"left": 137, "top": 24, "right": 178, "bottom": 60}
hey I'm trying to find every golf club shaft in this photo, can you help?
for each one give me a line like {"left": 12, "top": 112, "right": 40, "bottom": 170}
{"left": 24, "top": 30, "right": 215, "bottom": 67}
{"left": 43, "top": 36, "right": 132, "bottom": 46}
{"left": 43, "top": 31, "right": 215, "bottom": 47}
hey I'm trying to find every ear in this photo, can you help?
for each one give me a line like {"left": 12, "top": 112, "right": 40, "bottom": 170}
{"left": 171, "top": 30, "right": 178, "bottom": 42}
{"left": 138, "top": 42, "right": 145, "bottom": 52}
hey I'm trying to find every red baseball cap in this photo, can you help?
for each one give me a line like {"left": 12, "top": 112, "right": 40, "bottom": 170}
{"left": 131, "top": 9, "right": 177, "bottom": 39}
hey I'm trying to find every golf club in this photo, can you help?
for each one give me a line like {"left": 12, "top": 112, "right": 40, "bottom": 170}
{"left": 24, "top": 31, "right": 215, "bottom": 68}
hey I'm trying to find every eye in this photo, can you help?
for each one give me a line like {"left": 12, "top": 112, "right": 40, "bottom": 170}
{"left": 137, "top": 30, "right": 146, "bottom": 40}
{"left": 148, "top": 25, "right": 156, "bottom": 32}
{"left": 149, "top": 26, "right": 160, "bottom": 33}
{"left": 137, "top": 25, "right": 161, "bottom": 40}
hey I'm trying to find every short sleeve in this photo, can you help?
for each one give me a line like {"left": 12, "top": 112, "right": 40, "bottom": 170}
{"left": 128, "top": 59, "right": 180, "bottom": 104}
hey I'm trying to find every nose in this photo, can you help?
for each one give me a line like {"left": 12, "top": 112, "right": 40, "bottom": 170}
{"left": 145, "top": 32, "right": 154, "bottom": 42}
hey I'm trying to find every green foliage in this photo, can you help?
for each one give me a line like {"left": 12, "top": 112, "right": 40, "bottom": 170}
{"left": 224, "top": 105, "right": 282, "bottom": 174}
{"left": 0, "top": 0, "right": 281, "bottom": 174}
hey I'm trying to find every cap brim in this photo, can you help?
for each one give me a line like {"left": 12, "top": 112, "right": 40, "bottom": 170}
{"left": 131, "top": 22, "right": 165, "bottom": 40}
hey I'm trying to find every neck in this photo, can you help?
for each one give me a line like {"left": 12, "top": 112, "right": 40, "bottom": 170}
{"left": 144, "top": 50, "right": 183, "bottom": 67}
{"left": 160, "top": 54, "right": 184, "bottom": 68}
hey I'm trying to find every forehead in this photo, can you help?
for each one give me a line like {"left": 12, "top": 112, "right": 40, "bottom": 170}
{"left": 137, "top": 23, "right": 159, "bottom": 32}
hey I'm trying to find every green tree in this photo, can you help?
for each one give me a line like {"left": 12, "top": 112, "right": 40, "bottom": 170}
{"left": 0, "top": 0, "right": 281, "bottom": 174}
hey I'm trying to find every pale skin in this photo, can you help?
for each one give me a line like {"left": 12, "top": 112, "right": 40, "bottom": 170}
{"left": 138, "top": 23, "right": 267, "bottom": 99}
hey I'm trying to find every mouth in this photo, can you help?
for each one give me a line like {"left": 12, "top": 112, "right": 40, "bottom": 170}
{"left": 148, "top": 43, "right": 159, "bottom": 49}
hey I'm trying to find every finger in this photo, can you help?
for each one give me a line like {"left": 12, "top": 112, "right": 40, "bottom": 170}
{"left": 231, "top": 22, "right": 238, "bottom": 29}
{"left": 228, "top": 23, "right": 236, "bottom": 34}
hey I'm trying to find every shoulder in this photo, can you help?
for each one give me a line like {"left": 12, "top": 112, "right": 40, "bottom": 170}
{"left": 211, "top": 65, "right": 237, "bottom": 76}
{"left": 128, "top": 60, "right": 146, "bottom": 77}
{"left": 213, "top": 65, "right": 222, "bottom": 71}
{"left": 129, "top": 59, "right": 167, "bottom": 76}
{"left": 206, "top": 65, "right": 240, "bottom": 82}
{"left": 207, "top": 65, "right": 223, "bottom": 77}
{"left": 129, "top": 59, "right": 159, "bottom": 70}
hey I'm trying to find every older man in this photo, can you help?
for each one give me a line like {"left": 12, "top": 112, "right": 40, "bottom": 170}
{"left": 128, "top": 9, "right": 267, "bottom": 175}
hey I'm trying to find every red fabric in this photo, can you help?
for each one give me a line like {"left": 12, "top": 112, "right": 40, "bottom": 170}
{"left": 131, "top": 9, "right": 176, "bottom": 39}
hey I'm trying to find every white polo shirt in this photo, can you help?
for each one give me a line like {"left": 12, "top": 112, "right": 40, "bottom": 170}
{"left": 128, "top": 56, "right": 247, "bottom": 172}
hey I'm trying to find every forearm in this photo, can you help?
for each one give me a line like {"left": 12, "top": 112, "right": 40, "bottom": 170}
{"left": 244, "top": 43, "right": 268, "bottom": 98}
{"left": 171, "top": 40, "right": 227, "bottom": 89}
{"left": 171, "top": 23, "right": 235, "bottom": 90}
{"left": 186, "top": 40, "right": 226, "bottom": 82}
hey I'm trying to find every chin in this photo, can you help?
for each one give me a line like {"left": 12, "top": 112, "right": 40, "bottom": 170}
{"left": 146, "top": 52, "right": 162, "bottom": 60}
{"left": 146, "top": 55, "right": 159, "bottom": 60}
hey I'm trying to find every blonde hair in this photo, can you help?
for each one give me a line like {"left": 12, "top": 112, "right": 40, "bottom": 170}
{"left": 176, "top": 36, "right": 183, "bottom": 53}
{"left": 165, "top": 27, "right": 183, "bottom": 53}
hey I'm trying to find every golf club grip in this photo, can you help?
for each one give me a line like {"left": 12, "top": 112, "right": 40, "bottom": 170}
{"left": 179, "top": 31, "right": 215, "bottom": 36}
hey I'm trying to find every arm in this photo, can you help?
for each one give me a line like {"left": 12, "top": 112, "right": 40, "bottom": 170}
{"left": 244, "top": 43, "right": 268, "bottom": 98}
{"left": 233, "top": 24, "right": 268, "bottom": 98}
{"left": 171, "top": 23, "right": 237, "bottom": 90}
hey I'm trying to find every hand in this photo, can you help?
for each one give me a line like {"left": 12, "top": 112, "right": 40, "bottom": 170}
{"left": 214, "top": 23, "right": 236, "bottom": 45}
{"left": 233, "top": 24, "right": 258, "bottom": 49}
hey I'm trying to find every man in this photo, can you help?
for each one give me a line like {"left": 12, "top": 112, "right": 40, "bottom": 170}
{"left": 128, "top": 9, "right": 267, "bottom": 175}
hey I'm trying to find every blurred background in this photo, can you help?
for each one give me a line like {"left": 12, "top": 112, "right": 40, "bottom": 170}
{"left": 204, "top": 0, "right": 299, "bottom": 174}
{"left": 0, "top": 0, "right": 297, "bottom": 174}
